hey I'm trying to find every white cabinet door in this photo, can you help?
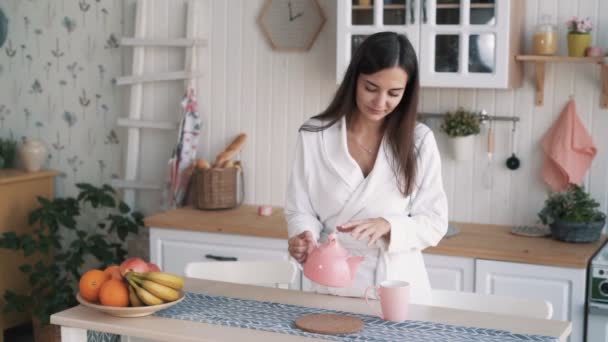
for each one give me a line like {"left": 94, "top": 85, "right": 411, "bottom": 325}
{"left": 419, "top": 0, "right": 513, "bottom": 88}
{"left": 475, "top": 259, "right": 586, "bottom": 342}
{"left": 338, "top": 0, "right": 522, "bottom": 88}
{"left": 423, "top": 253, "right": 475, "bottom": 292}
{"left": 337, "top": 0, "right": 420, "bottom": 82}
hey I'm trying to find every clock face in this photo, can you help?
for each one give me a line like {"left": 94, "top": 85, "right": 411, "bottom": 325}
{"left": 259, "top": 0, "right": 326, "bottom": 51}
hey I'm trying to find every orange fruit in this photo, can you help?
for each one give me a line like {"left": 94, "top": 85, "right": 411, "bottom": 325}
{"left": 104, "top": 265, "right": 123, "bottom": 280}
{"left": 99, "top": 279, "right": 129, "bottom": 307}
{"left": 79, "top": 269, "right": 110, "bottom": 303}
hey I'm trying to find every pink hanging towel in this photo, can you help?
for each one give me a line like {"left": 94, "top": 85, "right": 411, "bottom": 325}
{"left": 541, "top": 99, "right": 597, "bottom": 191}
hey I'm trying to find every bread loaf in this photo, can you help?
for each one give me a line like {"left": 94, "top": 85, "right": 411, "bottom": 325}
{"left": 196, "top": 158, "right": 211, "bottom": 169}
{"left": 214, "top": 133, "right": 247, "bottom": 167}
{"left": 221, "top": 160, "right": 235, "bottom": 168}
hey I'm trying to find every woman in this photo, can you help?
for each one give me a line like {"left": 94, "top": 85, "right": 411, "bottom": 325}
{"left": 285, "top": 32, "right": 447, "bottom": 305}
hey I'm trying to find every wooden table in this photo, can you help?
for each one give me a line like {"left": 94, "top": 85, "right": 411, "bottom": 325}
{"left": 51, "top": 278, "right": 572, "bottom": 342}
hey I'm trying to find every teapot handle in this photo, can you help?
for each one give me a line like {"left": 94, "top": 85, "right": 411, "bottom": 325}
{"left": 293, "top": 232, "right": 318, "bottom": 269}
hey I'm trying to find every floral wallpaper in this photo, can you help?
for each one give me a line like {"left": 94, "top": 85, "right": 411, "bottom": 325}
{"left": 0, "top": 0, "right": 124, "bottom": 197}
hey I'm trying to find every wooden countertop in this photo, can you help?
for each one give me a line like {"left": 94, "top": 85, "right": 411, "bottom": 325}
{"left": 427, "top": 222, "right": 606, "bottom": 268}
{"left": 51, "top": 278, "right": 572, "bottom": 342}
{"left": 145, "top": 205, "right": 288, "bottom": 239}
{"left": 145, "top": 206, "right": 606, "bottom": 269}
{"left": 0, "top": 169, "right": 59, "bottom": 185}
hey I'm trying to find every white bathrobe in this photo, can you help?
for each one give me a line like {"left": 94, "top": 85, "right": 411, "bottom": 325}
{"left": 285, "top": 116, "right": 448, "bottom": 305}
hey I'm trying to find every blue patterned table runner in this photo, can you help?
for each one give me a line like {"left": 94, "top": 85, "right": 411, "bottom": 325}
{"left": 146, "top": 291, "right": 559, "bottom": 342}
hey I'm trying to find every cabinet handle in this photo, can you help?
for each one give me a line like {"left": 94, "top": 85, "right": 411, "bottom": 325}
{"left": 410, "top": 0, "right": 415, "bottom": 24}
{"left": 205, "top": 254, "right": 238, "bottom": 261}
{"left": 422, "top": 0, "right": 427, "bottom": 23}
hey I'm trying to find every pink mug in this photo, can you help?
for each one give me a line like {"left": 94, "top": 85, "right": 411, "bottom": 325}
{"left": 364, "top": 280, "right": 410, "bottom": 322}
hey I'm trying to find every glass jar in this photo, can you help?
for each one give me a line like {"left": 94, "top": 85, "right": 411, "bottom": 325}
{"left": 533, "top": 15, "right": 557, "bottom": 55}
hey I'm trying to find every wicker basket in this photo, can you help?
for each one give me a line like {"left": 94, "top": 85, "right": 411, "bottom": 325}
{"left": 193, "top": 166, "right": 244, "bottom": 210}
{"left": 549, "top": 219, "right": 605, "bottom": 243}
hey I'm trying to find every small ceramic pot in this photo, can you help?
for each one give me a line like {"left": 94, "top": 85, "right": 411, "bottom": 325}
{"left": 586, "top": 46, "right": 603, "bottom": 57}
{"left": 19, "top": 138, "right": 47, "bottom": 172}
{"left": 567, "top": 33, "right": 591, "bottom": 57}
{"left": 449, "top": 135, "right": 475, "bottom": 161}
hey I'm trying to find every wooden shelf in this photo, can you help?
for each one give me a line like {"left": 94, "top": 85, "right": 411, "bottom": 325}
{"left": 515, "top": 55, "right": 608, "bottom": 108}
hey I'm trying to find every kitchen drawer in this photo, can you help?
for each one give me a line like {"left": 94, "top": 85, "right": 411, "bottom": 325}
{"left": 149, "top": 227, "right": 299, "bottom": 289}
{"left": 160, "top": 239, "right": 288, "bottom": 275}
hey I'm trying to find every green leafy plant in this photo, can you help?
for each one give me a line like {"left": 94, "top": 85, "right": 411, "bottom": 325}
{"left": 0, "top": 137, "right": 17, "bottom": 169}
{"left": 0, "top": 183, "right": 144, "bottom": 324}
{"left": 538, "top": 184, "right": 606, "bottom": 225}
{"left": 440, "top": 108, "right": 482, "bottom": 138}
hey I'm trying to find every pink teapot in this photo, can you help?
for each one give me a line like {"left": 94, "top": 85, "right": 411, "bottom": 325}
{"left": 303, "top": 233, "right": 364, "bottom": 288}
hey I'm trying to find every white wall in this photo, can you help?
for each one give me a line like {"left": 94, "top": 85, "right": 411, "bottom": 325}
{"left": 129, "top": 0, "right": 608, "bottom": 227}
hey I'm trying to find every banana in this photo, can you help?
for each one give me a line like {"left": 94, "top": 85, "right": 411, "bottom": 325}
{"left": 126, "top": 278, "right": 165, "bottom": 306}
{"left": 134, "top": 272, "right": 185, "bottom": 290}
{"left": 135, "top": 278, "right": 182, "bottom": 302}
{"left": 128, "top": 285, "right": 144, "bottom": 307}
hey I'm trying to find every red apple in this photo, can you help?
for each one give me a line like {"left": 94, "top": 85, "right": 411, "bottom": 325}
{"left": 119, "top": 257, "right": 149, "bottom": 276}
{"left": 147, "top": 262, "right": 161, "bottom": 272}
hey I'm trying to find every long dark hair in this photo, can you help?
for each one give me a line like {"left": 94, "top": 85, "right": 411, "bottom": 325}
{"left": 300, "top": 31, "right": 420, "bottom": 197}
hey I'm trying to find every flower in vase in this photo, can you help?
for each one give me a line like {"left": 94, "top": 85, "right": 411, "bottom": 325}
{"left": 567, "top": 16, "right": 592, "bottom": 34}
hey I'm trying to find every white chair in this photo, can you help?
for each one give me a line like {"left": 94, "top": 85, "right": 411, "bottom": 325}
{"left": 184, "top": 260, "right": 298, "bottom": 289}
{"left": 431, "top": 289, "right": 553, "bottom": 319}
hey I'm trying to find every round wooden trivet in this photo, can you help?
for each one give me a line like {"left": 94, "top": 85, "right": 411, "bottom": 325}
{"left": 295, "top": 314, "right": 364, "bottom": 335}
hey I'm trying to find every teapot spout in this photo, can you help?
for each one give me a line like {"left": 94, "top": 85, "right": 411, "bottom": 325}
{"left": 347, "top": 256, "right": 365, "bottom": 279}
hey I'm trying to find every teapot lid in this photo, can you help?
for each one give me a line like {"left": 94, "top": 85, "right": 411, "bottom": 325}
{"left": 317, "top": 233, "right": 348, "bottom": 257}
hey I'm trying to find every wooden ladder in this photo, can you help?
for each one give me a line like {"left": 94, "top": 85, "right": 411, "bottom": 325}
{"left": 114, "top": 0, "right": 206, "bottom": 208}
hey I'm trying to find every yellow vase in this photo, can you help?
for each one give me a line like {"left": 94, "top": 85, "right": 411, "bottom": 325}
{"left": 567, "top": 33, "right": 591, "bottom": 57}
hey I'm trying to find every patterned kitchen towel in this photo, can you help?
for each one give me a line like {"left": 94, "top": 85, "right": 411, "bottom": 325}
{"left": 152, "top": 291, "right": 559, "bottom": 342}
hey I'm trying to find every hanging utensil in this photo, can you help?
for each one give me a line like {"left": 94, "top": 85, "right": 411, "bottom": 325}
{"left": 506, "top": 121, "right": 521, "bottom": 170}
{"left": 483, "top": 118, "right": 494, "bottom": 189}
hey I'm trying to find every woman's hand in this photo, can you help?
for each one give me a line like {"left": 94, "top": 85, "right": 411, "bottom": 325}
{"left": 337, "top": 218, "right": 391, "bottom": 246}
{"left": 288, "top": 231, "right": 316, "bottom": 263}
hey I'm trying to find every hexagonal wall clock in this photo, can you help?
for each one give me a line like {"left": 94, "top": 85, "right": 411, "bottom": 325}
{"left": 258, "top": 0, "right": 326, "bottom": 52}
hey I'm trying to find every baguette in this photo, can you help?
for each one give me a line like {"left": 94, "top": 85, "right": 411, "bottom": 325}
{"left": 214, "top": 133, "right": 247, "bottom": 167}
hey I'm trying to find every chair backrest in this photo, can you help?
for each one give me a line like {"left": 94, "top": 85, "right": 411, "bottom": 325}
{"left": 184, "top": 260, "right": 298, "bottom": 289}
{"left": 431, "top": 289, "right": 553, "bottom": 319}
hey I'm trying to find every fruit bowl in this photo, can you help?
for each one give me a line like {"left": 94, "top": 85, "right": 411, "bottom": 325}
{"left": 76, "top": 293, "right": 185, "bottom": 318}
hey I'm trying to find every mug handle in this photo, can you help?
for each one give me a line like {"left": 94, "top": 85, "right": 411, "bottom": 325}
{"left": 364, "top": 285, "right": 383, "bottom": 319}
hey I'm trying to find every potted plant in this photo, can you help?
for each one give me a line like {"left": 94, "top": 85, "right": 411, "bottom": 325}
{"left": 440, "top": 108, "right": 481, "bottom": 161}
{"left": 0, "top": 137, "right": 17, "bottom": 169}
{"left": 538, "top": 184, "right": 606, "bottom": 243}
{"left": 0, "top": 183, "right": 143, "bottom": 342}
{"left": 566, "top": 16, "right": 592, "bottom": 57}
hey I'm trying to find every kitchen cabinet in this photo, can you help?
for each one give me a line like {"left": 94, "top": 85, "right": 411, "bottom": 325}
{"left": 336, "top": 0, "right": 524, "bottom": 88}
{"left": 149, "top": 227, "right": 301, "bottom": 290}
{"left": 423, "top": 253, "right": 586, "bottom": 342}
{"left": 423, "top": 253, "right": 474, "bottom": 292}
{"left": 476, "top": 259, "right": 585, "bottom": 342}
{"left": 0, "top": 170, "right": 58, "bottom": 342}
